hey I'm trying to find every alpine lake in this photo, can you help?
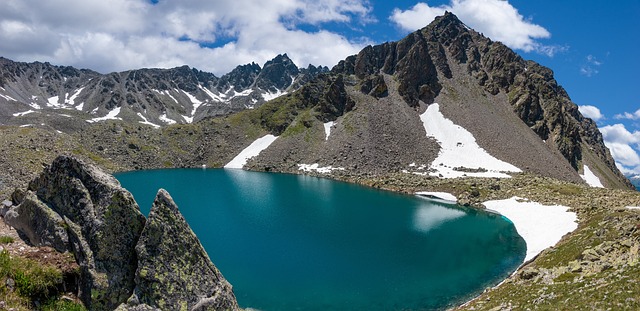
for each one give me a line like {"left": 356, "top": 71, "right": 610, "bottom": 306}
{"left": 115, "top": 168, "right": 525, "bottom": 311}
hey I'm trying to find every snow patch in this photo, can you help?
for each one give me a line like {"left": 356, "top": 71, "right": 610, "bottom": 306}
{"left": 87, "top": 107, "right": 122, "bottom": 123}
{"left": 183, "top": 90, "right": 203, "bottom": 105}
{"left": 415, "top": 191, "right": 457, "bottom": 203}
{"left": 13, "top": 110, "right": 35, "bottom": 117}
{"left": 483, "top": 197, "right": 578, "bottom": 262}
{"left": 626, "top": 206, "right": 640, "bottom": 210}
{"left": 234, "top": 89, "right": 253, "bottom": 97}
{"left": 224, "top": 135, "right": 278, "bottom": 169}
{"left": 182, "top": 89, "right": 204, "bottom": 123}
{"left": 19, "top": 124, "right": 33, "bottom": 128}
{"left": 159, "top": 113, "right": 176, "bottom": 125}
{"left": 261, "top": 89, "right": 286, "bottom": 101}
{"left": 198, "top": 85, "right": 225, "bottom": 102}
{"left": 297, "top": 163, "right": 346, "bottom": 174}
{"left": 28, "top": 101, "right": 42, "bottom": 110}
{"left": 580, "top": 165, "right": 604, "bottom": 188}
{"left": 75, "top": 102, "right": 84, "bottom": 111}
{"left": 67, "top": 88, "right": 84, "bottom": 106}
{"left": 323, "top": 121, "right": 334, "bottom": 140}
{"left": 0, "top": 93, "right": 17, "bottom": 101}
{"left": 47, "top": 95, "right": 61, "bottom": 108}
{"left": 420, "top": 103, "right": 521, "bottom": 178}
{"left": 137, "top": 113, "right": 161, "bottom": 128}
{"left": 166, "top": 92, "right": 178, "bottom": 104}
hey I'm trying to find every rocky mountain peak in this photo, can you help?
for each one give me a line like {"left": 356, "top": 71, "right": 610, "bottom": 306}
{"left": 255, "top": 53, "right": 300, "bottom": 92}
{"left": 216, "top": 62, "right": 261, "bottom": 92}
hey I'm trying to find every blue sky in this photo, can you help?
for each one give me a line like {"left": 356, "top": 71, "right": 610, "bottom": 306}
{"left": 1, "top": 0, "right": 638, "bottom": 174}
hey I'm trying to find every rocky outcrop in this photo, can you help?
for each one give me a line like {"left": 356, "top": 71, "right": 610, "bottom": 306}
{"left": 4, "top": 156, "right": 239, "bottom": 311}
{"left": 7, "top": 156, "right": 145, "bottom": 310}
{"left": 120, "top": 189, "right": 238, "bottom": 311}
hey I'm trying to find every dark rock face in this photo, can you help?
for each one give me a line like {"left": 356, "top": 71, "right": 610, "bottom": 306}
{"left": 337, "top": 31, "right": 442, "bottom": 107}
{"left": 255, "top": 53, "right": 300, "bottom": 92}
{"left": 5, "top": 156, "right": 240, "bottom": 311}
{"left": 122, "top": 189, "right": 238, "bottom": 311}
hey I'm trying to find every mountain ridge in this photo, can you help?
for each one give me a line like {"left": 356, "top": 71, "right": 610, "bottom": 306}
{"left": 0, "top": 54, "right": 328, "bottom": 127}
{"left": 0, "top": 12, "right": 633, "bottom": 190}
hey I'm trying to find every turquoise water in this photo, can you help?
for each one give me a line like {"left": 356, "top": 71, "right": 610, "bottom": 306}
{"left": 115, "top": 169, "right": 525, "bottom": 311}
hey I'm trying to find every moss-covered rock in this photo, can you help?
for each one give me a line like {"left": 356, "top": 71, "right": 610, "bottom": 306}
{"left": 121, "top": 189, "right": 238, "bottom": 311}
{"left": 7, "top": 155, "right": 146, "bottom": 310}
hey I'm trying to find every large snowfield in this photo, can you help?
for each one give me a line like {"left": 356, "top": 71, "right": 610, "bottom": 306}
{"left": 224, "top": 135, "right": 278, "bottom": 169}
{"left": 580, "top": 165, "right": 604, "bottom": 188}
{"left": 419, "top": 103, "right": 522, "bottom": 178}
{"left": 483, "top": 197, "right": 578, "bottom": 262}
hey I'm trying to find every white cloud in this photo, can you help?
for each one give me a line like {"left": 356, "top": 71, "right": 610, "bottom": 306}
{"left": 600, "top": 124, "right": 640, "bottom": 145}
{"left": 600, "top": 123, "right": 640, "bottom": 175}
{"left": 0, "top": 0, "right": 374, "bottom": 75}
{"left": 580, "top": 54, "right": 602, "bottom": 77}
{"left": 614, "top": 108, "right": 640, "bottom": 120}
{"left": 578, "top": 105, "right": 604, "bottom": 121}
{"left": 389, "top": 0, "right": 561, "bottom": 55}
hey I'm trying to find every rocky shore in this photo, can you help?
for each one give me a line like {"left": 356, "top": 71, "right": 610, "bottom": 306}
{"left": 1, "top": 124, "right": 640, "bottom": 310}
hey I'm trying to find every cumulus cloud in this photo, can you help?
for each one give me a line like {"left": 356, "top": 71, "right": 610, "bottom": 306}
{"left": 580, "top": 54, "right": 602, "bottom": 77}
{"left": 614, "top": 108, "right": 640, "bottom": 121}
{"left": 0, "top": 0, "right": 374, "bottom": 75}
{"left": 389, "top": 0, "right": 563, "bottom": 56}
{"left": 578, "top": 105, "right": 604, "bottom": 121}
{"left": 600, "top": 123, "right": 640, "bottom": 175}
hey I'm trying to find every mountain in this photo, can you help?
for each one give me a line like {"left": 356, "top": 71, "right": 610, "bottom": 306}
{"left": 235, "top": 12, "right": 632, "bottom": 189}
{"left": 0, "top": 12, "right": 631, "bottom": 190}
{"left": 0, "top": 54, "right": 328, "bottom": 127}
{"left": 629, "top": 175, "right": 640, "bottom": 190}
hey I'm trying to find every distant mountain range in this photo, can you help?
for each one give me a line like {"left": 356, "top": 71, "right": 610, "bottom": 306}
{"left": 629, "top": 175, "right": 640, "bottom": 190}
{"left": 0, "top": 54, "right": 327, "bottom": 126}
{"left": 0, "top": 12, "right": 633, "bottom": 190}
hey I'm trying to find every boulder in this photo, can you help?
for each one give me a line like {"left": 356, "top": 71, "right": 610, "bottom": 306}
{"left": 6, "top": 155, "right": 146, "bottom": 310}
{"left": 122, "top": 189, "right": 239, "bottom": 311}
{"left": 4, "top": 190, "right": 69, "bottom": 252}
{"left": 5, "top": 155, "right": 240, "bottom": 311}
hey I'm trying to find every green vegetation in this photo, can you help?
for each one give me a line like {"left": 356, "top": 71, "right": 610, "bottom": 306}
{"left": 0, "top": 250, "right": 84, "bottom": 310}
{"left": 0, "top": 235, "right": 15, "bottom": 244}
{"left": 1, "top": 250, "right": 61, "bottom": 300}
{"left": 41, "top": 300, "right": 87, "bottom": 311}
{"left": 280, "top": 109, "right": 316, "bottom": 142}
{"left": 543, "top": 183, "right": 582, "bottom": 196}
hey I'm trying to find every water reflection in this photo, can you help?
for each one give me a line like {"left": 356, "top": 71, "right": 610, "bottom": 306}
{"left": 413, "top": 203, "right": 466, "bottom": 233}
